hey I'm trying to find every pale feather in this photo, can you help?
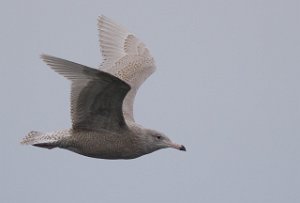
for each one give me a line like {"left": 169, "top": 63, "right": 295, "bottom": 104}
{"left": 98, "top": 15, "right": 156, "bottom": 122}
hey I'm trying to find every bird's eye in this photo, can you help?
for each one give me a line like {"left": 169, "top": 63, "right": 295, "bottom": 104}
{"left": 156, "top": 135, "right": 161, "bottom": 140}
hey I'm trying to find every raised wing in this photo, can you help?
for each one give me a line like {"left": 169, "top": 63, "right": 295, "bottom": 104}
{"left": 41, "top": 54, "right": 130, "bottom": 131}
{"left": 98, "top": 16, "right": 156, "bottom": 122}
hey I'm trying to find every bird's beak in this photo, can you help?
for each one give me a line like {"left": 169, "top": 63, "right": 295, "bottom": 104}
{"left": 169, "top": 142, "right": 186, "bottom": 151}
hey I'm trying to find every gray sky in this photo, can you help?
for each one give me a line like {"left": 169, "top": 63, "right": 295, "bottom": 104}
{"left": 1, "top": 0, "right": 299, "bottom": 202}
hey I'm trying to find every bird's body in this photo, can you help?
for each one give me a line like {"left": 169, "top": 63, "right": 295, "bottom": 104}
{"left": 21, "top": 16, "right": 185, "bottom": 159}
{"left": 27, "top": 126, "right": 162, "bottom": 159}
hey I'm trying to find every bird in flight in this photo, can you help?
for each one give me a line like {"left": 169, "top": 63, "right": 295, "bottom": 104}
{"left": 21, "top": 16, "right": 186, "bottom": 159}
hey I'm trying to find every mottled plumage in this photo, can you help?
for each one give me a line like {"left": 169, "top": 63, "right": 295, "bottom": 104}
{"left": 21, "top": 16, "right": 186, "bottom": 159}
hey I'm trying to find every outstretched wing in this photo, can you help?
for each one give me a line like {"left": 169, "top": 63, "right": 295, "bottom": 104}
{"left": 98, "top": 16, "right": 156, "bottom": 122}
{"left": 41, "top": 54, "right": 130, "bottom": 131}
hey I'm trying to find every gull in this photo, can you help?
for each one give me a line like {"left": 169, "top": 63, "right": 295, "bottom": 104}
{"left": 21, "top": 16, "right": 186, "bottom": 159}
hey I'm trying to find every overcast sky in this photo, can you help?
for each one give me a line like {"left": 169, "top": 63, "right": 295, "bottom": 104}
{"left": 1, "top": 0, "right": 299, "bottom": 203}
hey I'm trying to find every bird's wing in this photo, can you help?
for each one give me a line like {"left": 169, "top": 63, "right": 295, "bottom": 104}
{"left": 41, "top": 54, "right": 130, "bottom": 131}
{"left": 98, "top": 15, "right": 156, "bottom": 122}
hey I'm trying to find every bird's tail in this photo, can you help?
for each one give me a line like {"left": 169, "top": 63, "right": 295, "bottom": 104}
{"left": 21, "top": 131, "right": 59, "bottom": 149}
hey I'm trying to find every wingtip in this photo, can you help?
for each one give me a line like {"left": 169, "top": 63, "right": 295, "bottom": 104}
{"left": 40, "top": 54, "right": 56, "bottom": 65}
{"left": 97, "top": 15, "right": 105, "bottom": 23}
{"left": 98, "top": 14, "right": 106, "bottom": 20}
{"left": 40, "top": 53, "right": 51, "bottom": 61}
{"left": 97, "top": 15, "right": 127, "bottom": 31}
{"left": 40, "top": 53, "right": 48, "bottom": 63}
{"left": 40, "top": 53, "right": 46, "bottom": 59}
{"left": 97, "top": 15, "right": 112, "bottom": 26}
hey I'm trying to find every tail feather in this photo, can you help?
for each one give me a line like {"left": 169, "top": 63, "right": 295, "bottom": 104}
{"left": 32, "top": 143, "right": 56, "bottom": 149}
{"left": 21, "top": 131, "right": 58, "bottom": 149}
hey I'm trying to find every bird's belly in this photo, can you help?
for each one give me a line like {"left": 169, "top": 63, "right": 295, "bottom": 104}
{"left": 62, "top": 131, "right": 141, "bottom": 159}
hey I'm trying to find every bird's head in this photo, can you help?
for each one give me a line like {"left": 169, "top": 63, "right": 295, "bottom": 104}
{"left": 141, "top": 129, "right": 186, "bottom": 153}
